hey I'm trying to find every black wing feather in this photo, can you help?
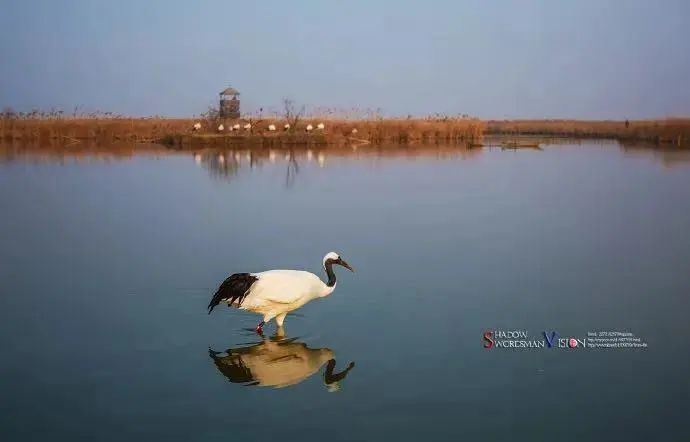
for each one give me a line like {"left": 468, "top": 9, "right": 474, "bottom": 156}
{"left": 208, "top": 273, "right": 258, "bottom": 314}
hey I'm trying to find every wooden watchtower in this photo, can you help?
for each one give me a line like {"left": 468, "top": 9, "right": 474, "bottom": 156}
{"left": 219, "top": 87, "right": 240, "bottom": 119}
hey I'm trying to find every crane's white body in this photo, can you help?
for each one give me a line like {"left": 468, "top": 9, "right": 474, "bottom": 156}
{"left": 234, "top": 270, "right": 334, "bottom": 326}
{"left": 209, "top": 252, "right": 352, "bottom": 332}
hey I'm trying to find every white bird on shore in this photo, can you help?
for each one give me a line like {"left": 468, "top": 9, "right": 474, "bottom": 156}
{"left": 317, "top": 123, "right": 325, "bottom": 130}
{"left": 233, "top": 123, "right": 241, "bottom": 130}
{"left": 208, "top": 252, "right": 354, "bottom": 334}
{"left": 284, "top": 123, "right": 291, "bottom": 131}
{"left": 351, "top": 128, "right": 358, "bottom": 134}
{"left": 306, "top": 124, "right": 313, "bottom": 132}
{"left": 268, "top": 124, "right": 276, "bottom": 131}
{"left": 244, "top": 123, "right": 252, "bottom": 131}
{"left": 217, "top": 124, "right": 224, "bottom": 132}
{"left": 193, "top": 122, "right": 202, "bottom": 131}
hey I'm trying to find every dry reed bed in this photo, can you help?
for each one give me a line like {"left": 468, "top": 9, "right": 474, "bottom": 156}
{"left": 0, "top": 118, "right": 192, "bottom": 143}
{"left": 3, "top": 117, "right": 689, "bottom": 148}
{"left": 488, "top": 118, "right": 690, "bottom": 146}
{"left": 0, "top": 117, "right": 485, "bottom": 147}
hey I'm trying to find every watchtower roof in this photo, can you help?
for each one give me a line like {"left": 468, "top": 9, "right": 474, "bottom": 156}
{"left": 220, "top": 87, "right": 240, "bottom": 96}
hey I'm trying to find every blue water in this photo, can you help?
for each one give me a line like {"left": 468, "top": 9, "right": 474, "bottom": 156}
{"left": 0, "top": 142, "right": 689, "bottom": 441}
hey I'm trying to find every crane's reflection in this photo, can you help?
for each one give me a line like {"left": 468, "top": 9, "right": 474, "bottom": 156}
{"left": 209, "top": 331, "right": 355, "bottom": 391}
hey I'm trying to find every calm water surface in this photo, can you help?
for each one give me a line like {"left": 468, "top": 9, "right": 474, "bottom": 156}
{"left": 1, "top": 142, "right": 689, "bottom": 441}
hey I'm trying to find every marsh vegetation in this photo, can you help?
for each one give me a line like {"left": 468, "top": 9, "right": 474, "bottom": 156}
{"left": 1, "top": 106, "right": 688, "bottom": 149}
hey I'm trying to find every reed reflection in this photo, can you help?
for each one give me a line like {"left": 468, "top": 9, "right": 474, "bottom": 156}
{"left": 2, "top": 141, "right": 689, "bottom": 169}
{"left": 0, "top": 142, "right": 171, "bottom": 164}
{"left": 209, "top": 330, "right": 355, "bottom": 391}
{"left": 619, "top": 142, "right": 690, "bottom": 168}
{"left": 193, "top": 144, "right": 485, "bottom": 184}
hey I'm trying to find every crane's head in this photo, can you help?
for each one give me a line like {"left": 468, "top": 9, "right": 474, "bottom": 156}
{"left": 323, "top": 252, "right": 354, "bottom": 272}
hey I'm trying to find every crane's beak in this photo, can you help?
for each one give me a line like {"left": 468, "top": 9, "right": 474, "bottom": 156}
{"left": 338, "top": 259, "right": 354, "bottom": 272}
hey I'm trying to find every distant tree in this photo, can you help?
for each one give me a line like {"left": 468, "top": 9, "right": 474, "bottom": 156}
{"left": 201, "top": 105, "right": 221, "bottom": 129}
{"left": 282, "top": 98, "right": 305, "bottom": 133}
{"left": 243, "top": 107, "right": 265, "bottom": 134}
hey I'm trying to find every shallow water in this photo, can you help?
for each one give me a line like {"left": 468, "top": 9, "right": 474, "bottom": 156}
{"left": 1, "top": 141, "right": 689, "bottom": 441}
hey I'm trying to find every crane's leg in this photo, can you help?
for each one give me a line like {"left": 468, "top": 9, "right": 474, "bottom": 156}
{"left": 256, "top": 314, "right": 275, "bottom": 335}
{"left": 276, "top": 312, "right": 287, "bottom": 327}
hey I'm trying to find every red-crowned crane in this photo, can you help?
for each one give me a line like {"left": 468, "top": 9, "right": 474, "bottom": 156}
{"left": 208, "top": 252, "right": 354, "bottom": 334}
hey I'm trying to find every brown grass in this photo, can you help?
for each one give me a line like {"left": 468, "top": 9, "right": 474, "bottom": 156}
{"left": 0, "top": 118, "right": 192, "bottom": 144}
{"left": 3, "top": 115, "right": 690, "bottom": 148}
{"left": 0, "top": 116, "right": 485, "bottom": 147}
{"left": 309, "top": 117, "right": 485, "bottom": 145}
{"left": 488, "top": 118, "right": 690, "bottom": 146}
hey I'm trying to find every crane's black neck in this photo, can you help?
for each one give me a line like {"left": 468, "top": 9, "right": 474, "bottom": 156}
{"left": 324, "top": 262, "right": 337, "bottom": 287}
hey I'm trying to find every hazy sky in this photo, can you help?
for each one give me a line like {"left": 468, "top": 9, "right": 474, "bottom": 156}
{"left": 1, "top": 0, "right": 689, "bottom": 119}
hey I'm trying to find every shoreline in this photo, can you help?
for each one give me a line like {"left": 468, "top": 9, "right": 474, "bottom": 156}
{"left": 1, "top": 117, "right": 688, "bottom": 148}
{"left": 3, "top": 138, "right": 689, "bottom": 171}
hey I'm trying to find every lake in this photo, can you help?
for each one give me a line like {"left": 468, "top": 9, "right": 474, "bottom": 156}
{"left": 1, "top": 140, "right": 689, "bottom": 441}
